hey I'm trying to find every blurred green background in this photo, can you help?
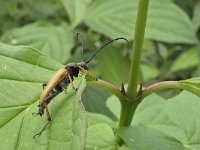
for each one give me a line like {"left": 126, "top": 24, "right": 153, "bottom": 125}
{"left": 0, "top": 0, "right": 199, "bottom": 119}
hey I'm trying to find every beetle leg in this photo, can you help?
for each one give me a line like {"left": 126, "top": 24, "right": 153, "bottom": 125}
{"left": 68, "top": 74, "right": 77, "bottom": 91}
{"left": 32, "top": 106, "right": 44, "bottom": 116}
{"left": 63, "top": 88, "right": 67, "bottom": 94}
{"left": 45, "top": 90, "right": 62, "bottom": 105}
{"left": 42, "top": 83, "right": 47, "bottom": 90}
{"left": 33, "top": 105, "right": 51, "bottom": 139}
{"left": 78, "top": 66, "right": 89, "bottom": 75}
{"left": 60, "top": 87, "right": 67, "bottom": 94}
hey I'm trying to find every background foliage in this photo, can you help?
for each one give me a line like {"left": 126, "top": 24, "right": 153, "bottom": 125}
{"left": 0, "top": 0, "right": 200, "bottom": 149}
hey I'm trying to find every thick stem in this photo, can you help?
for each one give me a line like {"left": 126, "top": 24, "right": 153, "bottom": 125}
{"left": 126, "top": 0, "right": 149, "bottom": 99}
{"left": 116, "top": 101, "right": 138, "bottom": 145}
{"left": 137, "top": 81, "right": 180, "bottom": 100}
{"left": 116, "top": 0, "right": 150, "bottom": 145}
{"left": 87, "top": 79, "right": 130, "bottom": 102}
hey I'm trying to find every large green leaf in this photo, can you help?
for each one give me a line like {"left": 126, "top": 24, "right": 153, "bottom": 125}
{"left": 60, "top": 0, "right": 92, "bottom": 28}
{"left": 82, "top": 85, "right": 117, "bottom": 120}
{"left": 87, "top": 123, "right": 119, "bottom": 150}
{"left": 141, "top": 64, "right": 159, "bottom": 81}
{"left": 95, "top": 46, "right": 130, "bottom": 87}
{"left": 119, "top": 125, "right": 189, "bottom": 150}
{"left": 193, "top": 1, "right": 200, "bottom": 31}
{"left": 106, "top": 95, "right": 121, "bottom": 120}
{"left": 106, "top": 91, "right": 200, "bottom": 149}
{"left": 0, "top": 43, "right": 87, "bottom": 149}
{"left": 87, "top": 112, "right": 117, "bottom": 129}
{"left": 170, "top": 48, "right": 198, "bottom": 73}
{"left": 123, "top": 91, "right": 200, "bottom": 149}
{"left": 0, "top": 22, "right": 74, "bottom": 64}
{"left": 84, "top": 0, "right": 197, "bottom": 44}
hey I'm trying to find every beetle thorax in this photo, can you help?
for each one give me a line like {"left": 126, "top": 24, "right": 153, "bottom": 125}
{"left": 65, "top": 63, "right": 79, "bottom": 77}
{"left": 77, "top": 62, "right": 88, "bottom": 70}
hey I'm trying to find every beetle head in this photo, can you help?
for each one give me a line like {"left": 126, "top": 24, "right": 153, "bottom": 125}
{"left": 66, "top": 63, "right": 80, "bottom": 77}
{"left": 77, "top": 62, "right": 88, "bottom": 70}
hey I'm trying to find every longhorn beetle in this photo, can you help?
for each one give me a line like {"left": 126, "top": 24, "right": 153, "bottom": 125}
{"left": 33, "top": 33, "right": 129, "bottom": 138}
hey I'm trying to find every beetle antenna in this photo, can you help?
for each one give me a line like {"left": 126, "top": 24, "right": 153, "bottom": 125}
{"left": 86, "top": 37, "right": 129, "bottom": 64}
{"left": 77, "top": 33, "right": 84, "bottom": 62}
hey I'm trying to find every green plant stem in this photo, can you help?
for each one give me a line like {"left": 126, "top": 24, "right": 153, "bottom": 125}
{"left": 137, "top": 81, "right": 180, "bottom": 100}
{"left": 116, "top": 0, "right": 150, "bottom": 145}
{"left": 126, "top": 0, "right": 149, "bottom": 99}
{"left": 87, "top": 79, "right": 130, "bottom": 102}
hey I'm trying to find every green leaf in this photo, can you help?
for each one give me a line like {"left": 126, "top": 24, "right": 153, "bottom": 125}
{"left": 1, "top": 22, "right": 75, "bottom": 64}
{"left": 118, "top": 145, "right": 132, "bottom": 150}
{"left": 0, "top": 43, "right": 87, "bottom": 149}
{"left": 87, "top": 112, "right": 117, "bottom": 129}
{"left": 106, "top": 95, "right": 121, "bottom": 119}
{"left": 87, "top": 123, "right": 119, "bottom": 150}
{"left": 193, "top": 1, "right": 200, "bottom": 31}
{"left": 128, "top": 91, "right": 200, "bottom": 149}
{"left": 170, "top": 48, "right": 198, "bottom": 73}
{"left": 0, "top": 0, "right": 11, "bottom": 16}
{"left": 142, "top": 40, "right": 158, "bottom": 65}
{"left": 28, "top": 0, "right": 63, "bottom": 18}
{"left": 118, "top": 125, "right": 189, "bottom": 150}
{"left": 95, "top": 46, "right": 130, "bottom": 87}
{"left": 141, "top": 64, "right": 159, "bottom": 81}
{"left": 82, "top": 85, "right": 117, "bottom": 120}
{"left": 180, "top": 77, "right": 200, "bottom": 97}
{"left": 84, "top": 0, "right": 197, "bottom": 44}
{"left": 60, "top": 0, "right": 92, "bottom": 28}
{"left": 85, "top": 73, "right": 97, "bottom": 81}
